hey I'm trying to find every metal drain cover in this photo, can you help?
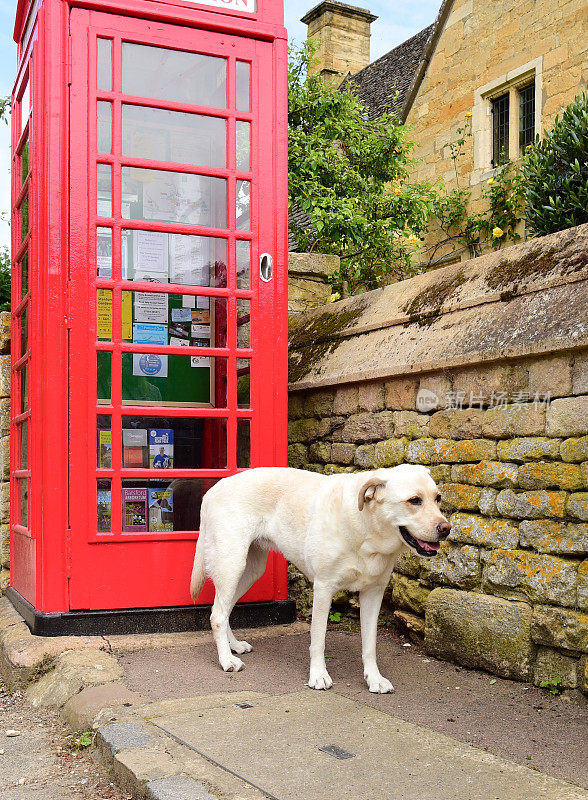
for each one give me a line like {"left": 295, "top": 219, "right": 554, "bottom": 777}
{"left": 318, "top": 744, "right": 355, "bottom": 760}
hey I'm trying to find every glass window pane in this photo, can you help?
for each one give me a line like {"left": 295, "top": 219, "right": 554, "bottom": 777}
{"left": 20, "top": 363, "right": 28, "bottom": 415}
{"left": 237, "top": 298, "right": 250, "bottom": 348}
{"left": 97, "top": 480, "right": 112, "bottom": 532}
{"left": 21, "top": 140, "right": 29, "bottom": 184}
{"left": 97, "top": 39, "right": 113, "bottom": 92}
{"left": 236, "top": 121, "right": 250, "bottom": 171}
{"left": 97, "top": 289, "right": 113, "bottom": 341}
{"left": 123, "top": 230, "right": 227, "bottom": 287}
{"left": 20, "top": 81, "right": 30, "bottom": 134}
{"left": 97, "top": 227, "right": 112, "bottom": 278}
{"left": 19, "top": 480, "right": 28, "bottom": 527}
{"left": 123, "top": 291, "right": 227, "bottom": 348}
{"left": 236, "top": 240, "right": 250, "bottom": 289}
{"left": 121, "top": 352, "right": 227, "bottom": 407}
{"left": 236, "top": 62, "right": 250, "bottom": 112}
{"left": 97, "top": 415, "right": 112, "bottom": 468}
{"left": 237, "top": 419, "right": 250, "bottom": 468}
{"left": 492, "top": 93, "right": 509, "bottom": 167}
{"left": 236, "top": 180, "right": 250, "bottom": 231}
{"left": 20, "top": 421, "right": 28, "bottom": 469}
{"left": 97, "top": 350, "right": 112, "bottom": 403}
{"left": 237, "top": 358, "right": 250, "bottom": 409}
{"left": 122, "top": 416, "right": 227, "bottom": 469}
{"left": 98, "top": 164, "right": 112, "bottom": 217}
{"left": 21, "top": 250, "right": 29, "bottom": 297}
{"left": 122, "top": 167, "right": 227, "bottom": 228}
{"left": 122, "top": 44, "right": 226, "bottom": 109}
{"left": 97, "top": 101, "right": 112, "bottom": 154}
{"left": 123, "top": 105, "right": 226, "bottom": 168}
{"left": 20, "top": 305, "right": 28, "bottom": 356}
{"left": 519, "top": 82, "right": 535, "bottom": 155}
{"left": 121, "top": 477, "right": 220, "bottom": 532}
{"left": 21, "top": 194, "right": 29, "bottom": 241}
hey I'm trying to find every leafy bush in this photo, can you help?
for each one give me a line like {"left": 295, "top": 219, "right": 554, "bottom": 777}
{"left": 0, "top": 247, "right": 10, "bottom": 312}
{"left": 523, "top": 92, "right": 588, "bottom": 236}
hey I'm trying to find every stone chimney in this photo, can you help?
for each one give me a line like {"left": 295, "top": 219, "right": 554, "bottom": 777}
{"left": 301, "top": 1, "right": 377, "bottom": 84}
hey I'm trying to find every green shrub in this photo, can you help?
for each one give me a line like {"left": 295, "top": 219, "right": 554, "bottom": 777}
{"left": 0, "top": 247, "right": 10, "bottom": 313}
{"left": 523, "top": 92, "right": 588, "bottom": 236}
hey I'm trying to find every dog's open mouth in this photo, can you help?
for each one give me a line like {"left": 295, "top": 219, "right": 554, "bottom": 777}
{"left": 399, "top": 526, "right": 440, "bottom": 558}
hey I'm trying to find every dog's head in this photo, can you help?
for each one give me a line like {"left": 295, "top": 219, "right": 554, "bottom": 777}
{"left": 357, "top": 465, "right": 450, "bottom": 557}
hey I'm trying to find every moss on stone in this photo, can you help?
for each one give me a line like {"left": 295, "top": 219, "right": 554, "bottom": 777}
{"left": 402, "top": 269, "right": 467, "bottom": 326}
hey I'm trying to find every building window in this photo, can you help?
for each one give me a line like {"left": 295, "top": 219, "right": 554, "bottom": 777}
{"left": 518, "top": 81, "right": 536, "bottom": 154}
{"left": 491, "top": 93, "right": 510, "bottom": 167}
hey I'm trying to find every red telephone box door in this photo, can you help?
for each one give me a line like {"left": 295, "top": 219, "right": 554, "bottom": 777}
{"left": 67, "top": 10, "right": 287, "bottom": 610}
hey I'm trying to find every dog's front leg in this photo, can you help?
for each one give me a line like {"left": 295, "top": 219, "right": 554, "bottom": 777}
{"left": 360, "top": 585, "right": 394, "bottom": 693}
{"left": 308, "top": 581, "right": 334, "bottom": 690}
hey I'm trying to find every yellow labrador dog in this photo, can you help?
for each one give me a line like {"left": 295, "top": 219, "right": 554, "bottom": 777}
{"left": 190, "top": 465, "right": 450, "bottom": 693}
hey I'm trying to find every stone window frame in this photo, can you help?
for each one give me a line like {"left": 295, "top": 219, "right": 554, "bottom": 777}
{"left": 471, "top": 57, "right": 543, "bottom": 185}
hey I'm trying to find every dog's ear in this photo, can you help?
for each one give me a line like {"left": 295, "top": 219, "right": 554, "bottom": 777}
{"left": 358, "top": 477, "right": 387, "bottom": 511}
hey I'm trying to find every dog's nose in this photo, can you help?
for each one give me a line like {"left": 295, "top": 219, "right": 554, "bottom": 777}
{"left": 436, "top": 521, "right": 451, "bottom": 540}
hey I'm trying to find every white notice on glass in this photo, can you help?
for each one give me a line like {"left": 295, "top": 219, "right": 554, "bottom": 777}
{"left": 191, "top": 324, "right": 211, "bottom": 340}
{"left": 191, "top": 356, "right": 211, "bottom": 368}
{"left": 133, "top": 230, "right": 169, "bottom": 282}
{"left": 169, "top": 235, "right": 210, "bottom": 287}
{"left": 134, "top": 292, "right": 168, "bottom": 324}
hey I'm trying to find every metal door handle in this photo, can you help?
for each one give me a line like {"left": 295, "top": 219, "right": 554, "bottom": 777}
{"left": 260, "top": 253, "right": 273, "bottom": 282}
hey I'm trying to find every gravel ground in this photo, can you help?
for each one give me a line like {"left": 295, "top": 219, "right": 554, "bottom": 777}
{"left": 0, "top": 681, "right": 129, "bottom": 800}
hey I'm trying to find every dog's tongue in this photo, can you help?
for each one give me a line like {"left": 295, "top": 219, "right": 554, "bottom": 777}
{"left": 416, "top": 538, "right": 440, "bottom": 553}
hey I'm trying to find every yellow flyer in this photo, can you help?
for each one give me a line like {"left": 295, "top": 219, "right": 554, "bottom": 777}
{"left": 96, "top": 289, "right": 112, "bottom": 339}
{"left": 122, "top": 291, "right": 133, "bottom": 340}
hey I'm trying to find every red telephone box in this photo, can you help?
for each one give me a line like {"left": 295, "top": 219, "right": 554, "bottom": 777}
{"left": 9, "top": 0, "right": 294, "bottom": 634}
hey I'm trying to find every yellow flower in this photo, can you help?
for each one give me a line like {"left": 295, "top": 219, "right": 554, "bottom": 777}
{"left": 328, "top": 292, "right": 341, "bottom": 303}
{"left": 407, "top": 233, "right": 419, "bottom": 245}
{"left": 465, "top": 112, "right": 473, "bottom": 118}
{"left": 492, "top": 226, "right": 504, "bottom": 238}
{"left": 487, "top": 178, "right": 495, "bottom": 186}
{"left": 393, "top": 186, "right": 402, "bottom": 195}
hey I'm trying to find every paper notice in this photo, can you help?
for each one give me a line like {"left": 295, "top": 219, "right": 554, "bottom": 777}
{"left": 96, "top": 290, "right": 112, "bottom": 339}
{"left": 133, "top": 353, "right": 168, "bottom": 378}
{"left": 191, "top": 324, "right": 211, "bottom": 340}
{"left": 134, "top": 292, "right": 168, "bottom": 323}
{"left": 190, "top": 356, "right": 211, "bottom": 368}
{"left": 133, "top": 323, "right": 167, "bottom": 345}
{"left": 133, "top": 230, "right": 169, "bottom": 282}
{"left": 122, "top": 291, "right": 133, "bottom": 340}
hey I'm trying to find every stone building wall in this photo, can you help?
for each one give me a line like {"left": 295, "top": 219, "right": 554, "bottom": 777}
{"left": 0, "top": 312, "right": 11, "bottom": 594}
{"left": 288, "top": 225, "right": 588, "bottom": 693}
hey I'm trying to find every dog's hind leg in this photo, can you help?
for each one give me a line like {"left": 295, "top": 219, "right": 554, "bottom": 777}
{"left": 226, "top": 544, "right": 269, "bottom": 655}
{"left": 209, "top": 543, "right": 250, "bottom": 672}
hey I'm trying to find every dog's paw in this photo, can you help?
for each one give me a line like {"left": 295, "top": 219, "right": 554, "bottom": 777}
{"left": 231, "top": 639, "right": 253, "bottom": 655}
{"left": 365, "top": 672, "right": 394, "bottom": 694}
{"left": 308, "top": 668, "right": 333, "bottom": 690}
{"left": 220, "top": 655, "right": 244, "bottom": 672}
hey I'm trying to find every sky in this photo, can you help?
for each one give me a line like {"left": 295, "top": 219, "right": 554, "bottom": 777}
{"left": 0, "top": 0, "right": 440, "bottom": 249}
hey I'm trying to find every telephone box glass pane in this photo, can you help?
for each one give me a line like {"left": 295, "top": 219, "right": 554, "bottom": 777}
{"left": 121, "top": 353, "right": 227, "bottom": 407}
{"left": 21, "top": 250, "right": 29, "bottom": 296}
{"left": 125, "top": 291, "right": 227, "bottom": 348}
{"left": 236, "top": 181, "right": 250, "bottom": 231}
{"left": 236, "top": 121, "right": 250, "bottom": 171}
{"left": 19, "top": 480, "right": 28, "bottom": 527}
{"left": 122, "top": 105, "right": 226, "bottom": 169}
{"left": 237, "top": 419, "right": 250, "bottom": 468}
{"left": 123, "top": 229, "right": 227, "bottom": 287}
{"left": 97, "top": 227, "right": 112, "bottom": 278}
{"left": 122, "top": 168, "right": 227, "bottom": 228}
{"left": 97, "top": 351, "right": 112, "bottom": 403}
{"left": 97, "top": 416, "right": 112, "bottom": 468}
{"left": 237, "top": 358, "right": 250, "bottom": 409}
{"left": 122, "top": 44, "right": 227, "bottom": 110}
{"left": 121, "top": 416, "right": 227, "bottom": 468}
{"left": 237, "top": 299, "right": 250, "bottom": 348}
{"left": 236, "top": 240, "right": 250, "bottom": 289}
{"left": 20, "top": 421, "right": 28, "bottom": 469}
{"left": 236, "top": 62, "right": 250, "bottom": 112}
{"left": 20, "top": 363, "right": 28, "bottom": 414}
{"left": 121, "top": 478, "right": 218, "bottom": 532}
{"left": 21, "top": 194, "right": 29, "bottom": 241}
{"left": 98, "top": 164, "right": 112, "bottom": 217}
{"left": 97, "top": 480, "right": 112, "bottom": 532}
{"left": 20, "top": 81, "right": 30, "bottom": 134}
{"left": 97, "top": 39, "right": 113, "bottom": 91}
{"left": 97, "top": 101, "right": 112, "bottom": 154}
{"left": 20, "top": 305, "right": 28, "bottom": 355}
{"left": 21, "top": 140, "right": 29, "bottom": 184}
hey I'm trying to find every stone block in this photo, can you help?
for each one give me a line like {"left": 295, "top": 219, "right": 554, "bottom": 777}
{"left": 309, "top": 442, "right": 332, "bottom": 463}
{"left": 331, "top": 443, "right": 355, "bottom": 465}
{"left": 495, "top": 489, "right": 567, "bottom": 519}
{"left": 451, "top": 364, "right": 528, "bottom": 406}
{"left": 429, "top": 464, "right": 451, "bottom": 484}
{"left": 0, "top": 355, "right": 10, "bottom": 397}
{"left": 287, "top": 444, "right": 308, "bottom": 469}
{"left": 0, "top": 397, "right": 9, "bottom": 437}
{"left": 358, "top": 381, "right": 385, "bottom": 412}
{"left": 430, "top": 439, "right": 497, "bottom": 463}
{"left": 561, "top": 436, "right": 588, "bottom": 462}
{"left": 146, "top": 777, "right": 219, "bottom": 800}
{"left": 288, "top": 418, "right": 321, "bottom": 443}
{"left": 392, "top": 411, "right": 429, "bottom": 439}
{"left": 324, "top": 416, "right": 346, "bottom": 441}
{"left": 339, "top": 412, "right": 395, "bottom": 443}
{"left": 482, "top": 549, "right": 578, "bottom": 606}
{"left": 303, "top": 390, "right": 334, "bottom": 418}
{"left": 63, "top": 684, "right": 145, "bottom": 731}
{"left": 98, "top": 722, "right": 155, "bottom": 755}
{"left": 288, "top": 394, "right": 304, "bottom": 421}
{"left": 323, "top": 463, "right": 355, "bottom": 474}
{"left": 519, "top": 520, "right": 588, "bottom": 556}
{"left": 479, "top": 488, "right": 498, "bottom": 515}
{"left": 429, "top": 409, "right": 484, "bottom": 439}
{"left": 0, "top": 567, "right": 9, "bottom": 594}
{"left": 578, "top": 560, "right": 588, "bottom": 610}
{"left": 449, "top": 513, "right": 519, "bottom": 549}
{"left": 451, "top": 461, "right": 517, "bottom": 488}
{"left": 393, "top": 609, "right": 425, "bottom": 638}
{"left": 374, "top": 438, "right": 407, "bottom": 468}
{"left": 406, "top": 438, "right": 434, "bottom": 464}
{"left": 567, "top": 492, "right": 588, "bottom": 521}
{"left": 482, "top": 404, "right": 545, "bottom": 438}
{"left": 441, "top": 483, "right": 483, "bottom": 511}
{"left": 531, "top": 605, "right": 588, "bottom": 652}
{"left": 533, "top": 647, "right": 578, "bottom": 689}
{"left": 385, "top": 377, "right": 418, "bottom": 410}
{"left": 572, "top": 351, "right": 588, "bottom": 394}
{"left": 579, "top": 656, "right": 588, "bottom": 696}
{"left": 517, "top": 461, "right": 584, "bottom": 491}
{"left": 497, "top": 437, "right": 561, "bottom": 462}
{"left": 417, "top": 374, "right": 451, "bottom": 411}
{"left": 388, "top": 574, "right": 430, "bottom": 616}
{"left": 425, "top": 589, "right": 534, "bottom": 680}
{"left": 546, "top": 396, "right": 588, "bottom": 437}
{"left": 0, "top": 523, "right": 9, "bottom": 568}
{"left": 333, "top": 384, "right": 359, "bottom": 415}
{"left": 0, "top": 312, "right": 9, "bottom": 354}
{"left": 354, "top": 444, "right": 376, "bottom": 469}
{"left": 394, "top": 550, "right": 422, "bottom": 578}
{"left": 26, "top": 649, "right": 123, "bottom": 709}
{"left": 0, "top": 436, "right": 9, "bottom": 482}
{"left": 420, "top": 542, "right": 480, "bottom": 589}
{"left": 527, "top": 356, "right": 572, "bottom": 398}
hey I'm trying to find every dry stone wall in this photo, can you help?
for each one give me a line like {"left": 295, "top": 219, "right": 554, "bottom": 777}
{"left": 288, "top": 226, "right": 588, "bottom": 693}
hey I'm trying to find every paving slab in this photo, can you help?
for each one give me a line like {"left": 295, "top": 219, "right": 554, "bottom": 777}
{"left": 147, "top": 690, "right": 588, "bottom": 800}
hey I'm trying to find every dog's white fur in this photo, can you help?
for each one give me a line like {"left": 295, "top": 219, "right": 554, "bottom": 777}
{"left": 190, "top": 465, "right": 449, "bottom": 693}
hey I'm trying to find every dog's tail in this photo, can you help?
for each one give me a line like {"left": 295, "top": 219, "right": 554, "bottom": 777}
{"left": 190, "top": 535, "right": 207, "bottom": 602}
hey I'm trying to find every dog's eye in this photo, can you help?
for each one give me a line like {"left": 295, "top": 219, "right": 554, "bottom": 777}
{"left": 407, "top": 496, "right": 422, "bottom": 506}
{"left": 436, "top": 494, "right": 442, "bottom": 504}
